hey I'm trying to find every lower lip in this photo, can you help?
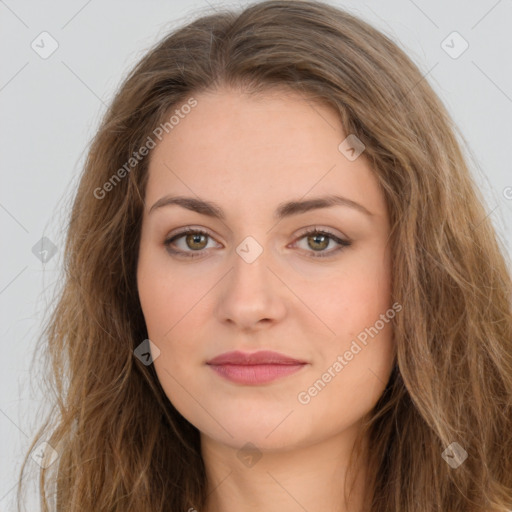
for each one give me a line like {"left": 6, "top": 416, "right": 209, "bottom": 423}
{"left": 207, "top": 363, "right": 307, "bottom": 385}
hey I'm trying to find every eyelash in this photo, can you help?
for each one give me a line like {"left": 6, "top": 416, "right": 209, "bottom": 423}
{"left": 163, "top": 226, "right": 352, "bottom": 259}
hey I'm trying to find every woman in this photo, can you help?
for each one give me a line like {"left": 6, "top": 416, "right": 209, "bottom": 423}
{"left": 17, "top": 1, "right": 512, "bottom": 511}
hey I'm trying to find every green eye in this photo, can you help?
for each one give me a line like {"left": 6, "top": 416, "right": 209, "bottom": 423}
{"left": 292, "top": 228, "right": 352, "bottom": 258}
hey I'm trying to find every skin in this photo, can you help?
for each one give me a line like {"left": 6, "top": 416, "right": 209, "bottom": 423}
{"left": 137, "top": 86, "right": 396, "bottom": 512}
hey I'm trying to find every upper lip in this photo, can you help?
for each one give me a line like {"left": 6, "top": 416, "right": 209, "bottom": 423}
{"left": 206, "top": 350, "right": 307, "bottom": 365}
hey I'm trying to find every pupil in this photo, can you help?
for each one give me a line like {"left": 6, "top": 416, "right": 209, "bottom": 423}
{"left": 310, "top": 234, "right": 328, "bottom": 250}
{"left": 188, "top": 233, "right": 206, "bottom": 249}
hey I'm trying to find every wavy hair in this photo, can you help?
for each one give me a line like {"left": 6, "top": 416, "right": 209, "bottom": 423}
{"left": 17, "top": 1, "right": 512, "bottom": 510}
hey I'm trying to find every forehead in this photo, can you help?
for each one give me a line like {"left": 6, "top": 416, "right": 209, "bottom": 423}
{"left": 145, "top": 87, "right": 387, "bottom": 220}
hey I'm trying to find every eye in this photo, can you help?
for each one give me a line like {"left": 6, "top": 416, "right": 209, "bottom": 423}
{"left": 164, "top": 227, "right": 221, "bottom": 258}
{"left": 164, "top": 226, "right": 352, "bottom": 259}
{"left": 290, "top": 227, "right": 352, "bottom": 258}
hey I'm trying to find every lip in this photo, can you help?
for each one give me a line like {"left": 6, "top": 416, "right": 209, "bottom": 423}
{"left": 206, "top": 350, "right": 307, "bottom": 365}
{"left": 206, "top": 350, "right": 308, "bottom": 385}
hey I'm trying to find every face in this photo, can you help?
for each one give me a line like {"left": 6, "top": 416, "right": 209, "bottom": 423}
{"left": 137, "top": 86, "right": 396, "bottom": 453}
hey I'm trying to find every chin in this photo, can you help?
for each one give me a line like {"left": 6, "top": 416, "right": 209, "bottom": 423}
{"left": 193, "top": 411, "right": 306, "bottom": 451}
{"left": 208, "top": 428, "right": 305, "bottom": 454}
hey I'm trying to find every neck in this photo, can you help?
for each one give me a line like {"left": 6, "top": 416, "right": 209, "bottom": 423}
{"left": 200, "top": 425, "right": 368, "bottom": 512}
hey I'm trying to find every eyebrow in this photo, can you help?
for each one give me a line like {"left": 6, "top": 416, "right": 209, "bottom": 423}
{"left": 149, "top": 194, "right": 374, "bottom": 220}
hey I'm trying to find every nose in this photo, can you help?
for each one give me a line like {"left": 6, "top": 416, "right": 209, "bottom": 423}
{"left": 214, "top": 245, "right": 287, "bottom": 332}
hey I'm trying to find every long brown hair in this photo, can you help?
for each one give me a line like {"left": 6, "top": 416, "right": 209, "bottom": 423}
{"left": 17, "top": 1, "right": 512, "bottom": 510}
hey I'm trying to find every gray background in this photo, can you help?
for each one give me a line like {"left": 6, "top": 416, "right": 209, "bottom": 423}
{"left": 1, "top": 0, "right": 511, "bottom": 509}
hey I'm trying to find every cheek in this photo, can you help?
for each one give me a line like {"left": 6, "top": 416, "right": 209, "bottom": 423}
{"left": 298, "top": 331, "right": 395, "bottom": 447}
{"left": 137, "top": 248, "right": 214, "bottom": 391}
{"left": 137, "top": 248, "right": 211, "bottom": 342}
{"left": 297, "top": 260, "right": 395, "bottom": 430}
{"left": 137, "top": 268, "right": 207, "bottom": 423}
{"left": 302, "top": 247, "right": 395, "bottom": 391}
{"left": 138, "top": 280, "right": 193, "bottom": 341}
{"left": 306, "top": 249, "right": 392, "bottom": 339}
{"left": 138, "top": 274, "right": 208, "bottom": 396}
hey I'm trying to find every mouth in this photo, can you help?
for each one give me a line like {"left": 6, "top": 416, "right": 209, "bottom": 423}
{"left": 206, "top": 350, "right": 308, "bottom": 385}
{"left": 207, "top": 362, "right": 308, "bottom": 385}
